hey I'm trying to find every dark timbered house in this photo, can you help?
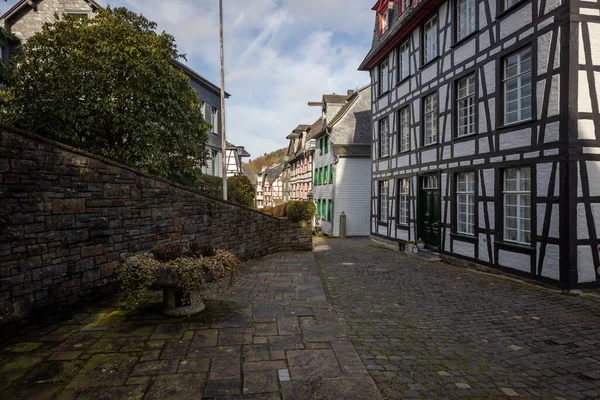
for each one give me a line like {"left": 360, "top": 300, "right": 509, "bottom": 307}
{"left": 360, "top": 0, "right": 600, "bottom": 289}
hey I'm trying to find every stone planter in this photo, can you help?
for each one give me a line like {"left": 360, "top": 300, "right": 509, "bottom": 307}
{"left": 150, "top": 268, "right": 214, "bottom": 317}
{"left": 417, "top": 242, "right": 425, "bottom": 250}
{"left": 405, "top": 243, "right": 416, "bottom": 254}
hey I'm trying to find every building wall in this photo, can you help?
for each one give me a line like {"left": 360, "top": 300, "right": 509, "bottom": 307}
{"left": 368, "top": 0, "right": 577, "bottom": 285}
{"left": 6, "top": 0, "right": 94, "bottom": 42}
{"left": 574, "top": 1, "right": 600, "bottom": 284}
{"left": 313, "top": 137, "right": 335, "bottom": 235}
{"left": 0, "top": 128, "right": 312, "bottom": 323}
{"left": 188, "top": 78, "right": 224, "bottom": 169}
{"left": 334, "top": 158, "right": 371, "bottom": 236}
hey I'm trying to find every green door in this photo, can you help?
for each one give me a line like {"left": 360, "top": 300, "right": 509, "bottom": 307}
{"left": 418, "top": 175, "right": 441, "bottom": 250}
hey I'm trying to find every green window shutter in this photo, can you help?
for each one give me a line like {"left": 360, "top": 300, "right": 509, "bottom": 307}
{"left": 318, "top": 200, "right": 322, "bottom": 217}
{"left": 324, "top": 166, "right": 328, "bottom": 184}
{"left": 319, "top": 168, "right": 323, "bottom": 185}
{"left": 325, "top": 137, "right": 329, "bottom": 153}
{"left": 329, "top": 164, "right": 333, "bottom": 183}
{"left": 328, "top": 200, "right": 332, "bottom": 222}
{"left": 314, "top": 169, "right": 317, "bottom": 185}
{"left": 320, "top": 138, "right": 323, "bottom": 155}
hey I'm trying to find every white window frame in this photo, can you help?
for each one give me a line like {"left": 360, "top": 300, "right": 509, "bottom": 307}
{"left": 457, "top": 74, "right": 476, "bottom": 137}
{"left": 456, "top": 0, "right": 476, "bottom": 41}
{"left": 423, "top": 92, "right": 438, "bottom": 146}
{"left": 379, "top": 59, "right": 389, "bottom": 95}
{"left": 211, "top": 106, "right": 219, "bottom": 134}
{"left": 503, "top": 46, "right": 532, "bottom": 125}
{"left": 398, "top": 41, "right": 410, "bottom": 82}
{"left": 456, "top": 172, "right": 475, "bottom": 235}
{"left": 397, "top": 178, "right": 410, "bottom": 225}
{"left": 398, "top": 107, "right": 410, "bottom": 152}
{"left": 379, "top": 117, "right": 390, "bottom": 158}
{"left": 379, "top": 181, "right": 389, "bottom": 223}
{"left": 423, "top": 15, "right": 438, "bottom": 64}
{"left": 503, "top": 167, "right": 532, "bottom": 244}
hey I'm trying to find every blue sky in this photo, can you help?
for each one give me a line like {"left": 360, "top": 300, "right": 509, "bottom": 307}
{"left": 0, "top": 0, "right": 374, "bottom": 160}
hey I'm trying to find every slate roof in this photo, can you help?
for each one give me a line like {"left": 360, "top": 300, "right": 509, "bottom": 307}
{"left": 242, "top": 166, "right": 255, "bottom": 182}
{"left": 173, "top": 59, "right": 231, "bottom": 98}
{"left": 359, "top": 0, "right": 442, "bottom": 70}
{"left": 311, "top": 84, "right": 372, "bottom": 146}
{"left": 306, "top": 117, "right": 324, "bottom": 140}
{"left": 264, "top": 162, "right": 285, "bottom": 186}
{"left": 226, "top": 141, "right": 250, "bottom": 157}
{"left": 1, "top": 0, "right": 101, "bottom": 21}
{"left": 332, "top": 144, "right": 371, "bottom": 158}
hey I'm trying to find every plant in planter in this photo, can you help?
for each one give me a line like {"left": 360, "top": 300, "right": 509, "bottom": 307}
{"left": 417, "top": 238, "right": 426, "bottom": 249}
{"left": 405, "top": 240, "right": 416, "bottom": 253}
{"left": 118, "top": 241, "right": 240, "bottom": 316}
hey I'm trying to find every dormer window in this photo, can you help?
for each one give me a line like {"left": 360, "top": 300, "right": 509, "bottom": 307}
{"left": 378, "top": 1, "right": 394, "bottom": 36}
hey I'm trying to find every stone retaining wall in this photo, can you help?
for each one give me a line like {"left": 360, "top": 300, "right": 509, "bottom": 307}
{"left": 0, "top": 128, "right": 312, "bottom": 323}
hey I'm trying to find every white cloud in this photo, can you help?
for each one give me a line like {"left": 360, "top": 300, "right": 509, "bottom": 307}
{"left": 0, "top": 0, "right": 374, "bottom": 160}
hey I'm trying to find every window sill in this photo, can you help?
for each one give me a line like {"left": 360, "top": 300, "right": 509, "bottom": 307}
{"left": 420, "top": 141, "right": 438, "bottom": 149}
{"left": 420, "top": 56, "right": 439, "bottom": 70}
{"left": 378, "top": 155, "right": 391, "bottom": 160}
{"left": 453, "top": 133, "right": 478, "bottom": 143}
{"left": 498, "top": 118, "right": 536, "bottom": 132}
{"left": 396, "top": 76, "right": 410, "bottom": 87}
{"left": 378, "top": 89, "right": 390, "bottom": 99}
{"left": 495, "top": 240, "right": 535, "bottom": 252}
{"left": 398, "top": 149, "right": 411, "bottom": 155}
{"left": 450, "top": 232, "right": 477, "bottom": 242}
{"left": 451, "top": 31, "right": 477, "bottom": 49}
{"left": 377, "top": 221, "right": 389, "bottom": 227}
{"left": 496, "top": 0, "right": 529, "bottom": 19}
{"left": 395, "top": 223, "right": 410, "bottom": 230}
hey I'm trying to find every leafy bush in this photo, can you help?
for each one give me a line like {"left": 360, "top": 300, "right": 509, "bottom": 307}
{"left": 120, "top": 241, "right": 240, "bottom": 306}
{"left": 197, "top": 174, "right": 224, "bottom": 197}
{"left": 287, "top": 201, "right": 316, "bottom": 222}
{"left": 227, "top": 174, "right": 256, "bottom": 207}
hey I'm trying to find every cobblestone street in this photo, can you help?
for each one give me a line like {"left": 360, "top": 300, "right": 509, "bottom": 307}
{"left": 313, "top": 237, "right": 600, "bottom": 399}
{"left": 0, "top": 251, "right": 380, "bottom": 400}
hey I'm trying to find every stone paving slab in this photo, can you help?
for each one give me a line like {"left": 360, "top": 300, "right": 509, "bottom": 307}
{"left": 314, "top": 237, "right": 600, "bottom": 399}
{"left": 0, "top": 250, "right": 379, "bottom": 399}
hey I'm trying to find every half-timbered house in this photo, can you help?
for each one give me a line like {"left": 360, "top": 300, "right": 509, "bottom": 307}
{"left": 311, "top": 85, "right": 373, "bottom": 237}
{"left": 360, "top": 0, "right": 600, "bottom": 289}
{"left": 285, "top": 122, "right": 320, "bottom": 201}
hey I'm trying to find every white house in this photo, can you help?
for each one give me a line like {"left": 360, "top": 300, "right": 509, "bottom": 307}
{"left": 312, "top": 85, "right": 372, "bottom": 237}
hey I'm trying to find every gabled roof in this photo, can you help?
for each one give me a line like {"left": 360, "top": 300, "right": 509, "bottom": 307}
{"left": 1, "top": 0, "right": 101, "bottom": 21}
{"left": 328, "top": 84, "right": 371, "bottom": 127}
{"left": 226, "top": 141, "right": 250, "bottom": 157}
{"left": 264, "top": 162, "right": 284, "bottom": 185}
{"left": 306, "top": 117, "right": 324, "bottom": 140}
{"left": 173, "top": 59, "right": 231, "bottom": 98}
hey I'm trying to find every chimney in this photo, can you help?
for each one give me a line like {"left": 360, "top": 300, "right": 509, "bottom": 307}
{"left": 347, "top": 90, "right": 355, "bottom": 96}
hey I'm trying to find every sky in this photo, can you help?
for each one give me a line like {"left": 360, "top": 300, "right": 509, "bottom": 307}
{"left": 0, "top": 0, "right": 374, "bottom": 160}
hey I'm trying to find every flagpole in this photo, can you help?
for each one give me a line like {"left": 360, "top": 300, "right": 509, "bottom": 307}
{"left": 219, "top": 0, "right": 227, "bottom": 200}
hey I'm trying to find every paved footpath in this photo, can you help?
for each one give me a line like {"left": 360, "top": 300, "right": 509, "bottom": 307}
{"left": 313, "top": 237, "right": 600, "bottom": 399}
{"left": 0, "top": 251, "right": 380, "bottom": 400}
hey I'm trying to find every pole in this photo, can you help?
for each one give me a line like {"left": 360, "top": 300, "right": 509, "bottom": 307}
{"left": 219, "top": 0, "right": 227, "bottom": 200}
